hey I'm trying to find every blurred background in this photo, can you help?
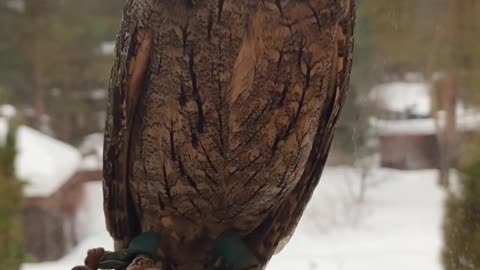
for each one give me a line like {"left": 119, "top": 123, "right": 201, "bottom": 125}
{"left": 1, "top": 0, "right": 480, "bottom": 269}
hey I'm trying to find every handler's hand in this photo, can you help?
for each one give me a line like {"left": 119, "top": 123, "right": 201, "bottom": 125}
{"left": 71, "top": 248, "right": 105, "bottom": 270}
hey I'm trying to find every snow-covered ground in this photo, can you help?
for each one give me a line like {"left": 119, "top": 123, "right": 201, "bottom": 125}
{"left": 270, "top": 168, "right": 445, "bottom": 270}
{"left": 22, "top": 167, "right": 446, "bottom": 270}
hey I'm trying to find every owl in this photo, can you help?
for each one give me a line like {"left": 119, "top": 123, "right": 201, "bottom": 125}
{"left": 98, "top": 1, "right": 354, "bottom": 269}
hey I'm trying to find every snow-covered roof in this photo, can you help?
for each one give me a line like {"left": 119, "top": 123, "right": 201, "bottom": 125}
{"left": 0, "top": 116, "right": 82, "bottom": 197}
{"left": 369, "top": 81, "right": 431, "bottom": 116}
{"left": 78, "top": 133, "right": 103, "bottom": 170}
{"left": 80, "top": 154, "right": 103, "bottom": 170}
{"left": 371, "top": 109, "right": 480, "bottom": 136}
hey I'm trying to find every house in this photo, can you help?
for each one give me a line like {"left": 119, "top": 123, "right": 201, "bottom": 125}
{"left": 0, "top": 105, "right": 103, "bottom": 261}
{"left": 368, "top": 80, "right": 432, "bottom": 120}
{"left": 369, "top": 81, "right": 480, "bottom": 170}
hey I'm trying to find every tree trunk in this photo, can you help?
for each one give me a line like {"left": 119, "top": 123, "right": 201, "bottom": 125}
{"left": 24, "top": 0, "right": 48, "bottom": 131}
{"left": 31, "top": 58, "right": 46, "bottom": 130}
{"left": 430, "top": 0, "right": 461, "bottom": 188}
{"left": 434, "top": 75, "right": 457, "bottom": 188}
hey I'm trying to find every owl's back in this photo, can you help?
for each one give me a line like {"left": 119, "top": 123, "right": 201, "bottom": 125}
{"left": 125, "top": 0, "right": 343, "bottom": 238}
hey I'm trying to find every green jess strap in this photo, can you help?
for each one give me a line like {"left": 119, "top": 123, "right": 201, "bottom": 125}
{"left": 98, "top": 232, "right": 162, "bottom": 270}
{"left": 213, "top": 230, "right": 260, "bottom": 270}
{"left": 98, "top": 231, "right": 259, "bottom": 270}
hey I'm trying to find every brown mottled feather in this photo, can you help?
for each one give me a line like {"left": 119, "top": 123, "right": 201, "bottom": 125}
{"left": 103, "top": 0, "right": 355, "bottom": 268}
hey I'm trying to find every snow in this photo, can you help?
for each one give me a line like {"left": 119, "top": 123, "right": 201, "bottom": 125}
{"left": 22, "top": 167, "right": 446, "bottom": 270}
{"left": 79, "top": 133, "right": 103, "bottom": 157}
{"left": 371, "top": 118, "right": 436, "bottom": 135}
{"left": 0, "top": 104, "right": 17, "bottom": 118}
{"left": 75, "top": 182, "right": 110, "bottom": 242}
{"left": 0, "top": 117, "right": 82, "bottom": 197}
{"left": 73, "top": 88, "right": 107, "bottom": 101}
{"left": 369, "top": 81, "right": 431, "bottom": 116}
{"left": 371, "top": 109, "right": 480, "bottom": 135}
{"left": 5, "top": 0, "right": 25, "bottom": 13}
{"left": 270, "top": 168, "right": 445, "bottom": 270}
{"left": 100, "top": 41, "right": 116, "bottom": 55}
{"left": 368, "top": 80, "right": 480, "bottom": 136}
{"left": 89, "top": 89, "right": 108, "bottom": 101}
{"left": 78, "top": 133, "right": 103, "bottom": 170}
{"left": 22, "top": 235, "right": 113, "bottom": 270}
{"left": 80, "top": 154, "right": 102, "bottom": 170}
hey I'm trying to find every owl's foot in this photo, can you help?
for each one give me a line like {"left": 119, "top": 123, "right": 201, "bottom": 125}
{"left": 72, "top": 232, "right": 163, "bottom": 270}
{"left": 99, "top": 232, "right": 163, "bottom": 269}
{"left": 213, "top": 230, "right": 260, "bottom": 270}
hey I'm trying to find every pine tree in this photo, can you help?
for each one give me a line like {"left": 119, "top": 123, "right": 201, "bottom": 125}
{"left": 331, "top": 84, "right": 369, "bottom": 164}
{"left": 0, "top": 1, "right": 29, "bottom": 104}
{"left": 330, "top": 1, "right": 373, "bottom": 163}
{"left": 0, "top": 0, "right": 123, "bottom": 142}
{"left": 442, "top": 137, "right": 480, "bottom": 270}
{"left": 0, "top": 118, "right": 24, "bottom": 270}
